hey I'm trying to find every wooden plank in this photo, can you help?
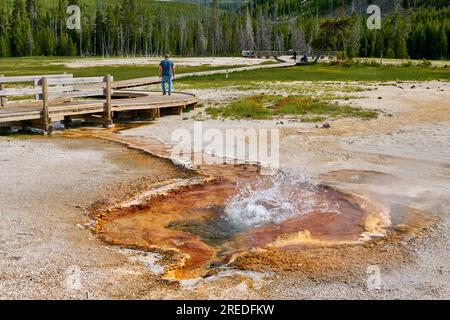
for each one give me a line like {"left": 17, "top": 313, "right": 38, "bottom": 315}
{"left": 48, "top": 89, "right": 103, "bottom": 100}
{"left": 0, "top": 87, "right": 42, "bottom": 97}
{"left": 103, "top": 75, "right": 113, "bottom": 127}
{"left": 51, "top": 108, "right": 104, "bottom": 117}
{"left": 37, "top": 86, "right": 74, "bottom": 101}
{"left": 45, "top": 76, "right": 111, "bottom": 86}
{"left": 0, "top": 113, "right": 41, "bottom": 122}
{"left": 47, "top": 101, "right": 103, "bottom": 111}
{"left": 49, "top": 85, "right": 74, "bottom": 93}
{"left": 31, "top": 82, "right": 71, "bottom": 98}
{"left": 5, "top": 98, "right": 71, "bottom": 109}
{"left": 49, "top": 106, "right": 103, "bottom": 114}
{"left": 0, "top": 74, "right": 73, "bottom": 84}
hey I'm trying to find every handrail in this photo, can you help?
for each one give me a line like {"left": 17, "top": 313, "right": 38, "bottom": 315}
{"left": 42, "top": 76, "right": 112, "bottom": 86}
{"left": 0, "top": 74, "right": 73, "bottom": 84}
{"left": 0, "top": 74, "right": 74, "bottom": 109}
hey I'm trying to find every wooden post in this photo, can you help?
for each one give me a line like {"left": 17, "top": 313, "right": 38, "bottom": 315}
{"left": 103, "top": 75, "right": 113, "bottom": 128}
{"left": 33, "top": 78, "right": 40, "bottom": 101}
{"left": 0, "top": 75, "right": 5, "bottom": 108}
{"left": 173, "top": 106, "right": 183, "bottom": 115}
{"left": 41, "top": 77, "right": 51, "bottom": 134}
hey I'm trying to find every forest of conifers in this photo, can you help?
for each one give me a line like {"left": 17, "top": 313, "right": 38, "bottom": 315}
{"left": 0, "top": 0, "right": 448, "bottom": 59}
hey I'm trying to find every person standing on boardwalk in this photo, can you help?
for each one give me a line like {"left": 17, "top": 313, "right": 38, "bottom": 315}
{"left": 159, "top": 54, "right": 175, "bottom": 95}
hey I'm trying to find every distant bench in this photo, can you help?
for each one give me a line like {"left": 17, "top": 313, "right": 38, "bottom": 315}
{"left": 0, "top": 74, "right": 114, "bottom": 133}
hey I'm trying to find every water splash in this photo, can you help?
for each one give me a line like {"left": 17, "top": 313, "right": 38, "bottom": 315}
{"left": 223, "top": 171, "right": 320, "bottom": 231}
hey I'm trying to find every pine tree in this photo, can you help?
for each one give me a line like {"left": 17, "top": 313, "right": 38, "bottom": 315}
{"left": 256, "top": 8, "right": 264, "bottom": 51}
{"left": 396, "top": 36, "right": 410, "bottom": 59}
{"left": 67, "top": 36, "right": 77, "bottom": 56}
{"left": 346, "top": 16, "right": 361, "bottom": 58}
{"left": 56, "top": 34, "right": 67, "bottom": 56}
{"left": 439, "top": 24, "right": 448, "bottom": 59}
{"left": 0, "top": 1, "right": 10, "bottom": 57}
{"left": 242, "top": 8, "right": 255, "bottom": 50}
{"left": 10, "top": 0, "right": 34, "bottom": 56}
{"left": 386, "top": 48, "right": 395, "bottom": 58}
{"left": 26, "top": 0, "right": 40, "bottom": 29}
{"left": 196, "top": 1, "right": 207, "bottom": 55}
{"left": 210, "top": 0, "right": 221, "bottom": 55}
{"left": 374, "top": 30, "right": 385, "bottom": 58}
{"left": 37, "top": 27, "right": 55, "bottom": 56}
{"left": 0, "top": 36, "right": 10, "bottom": 57}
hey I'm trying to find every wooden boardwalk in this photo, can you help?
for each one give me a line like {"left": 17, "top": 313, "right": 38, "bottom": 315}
{"left": 0, "top": 91, "right": 197, "bottom": 131}
{"left": 0, "top": 59, "right": 295, "bottom": 132}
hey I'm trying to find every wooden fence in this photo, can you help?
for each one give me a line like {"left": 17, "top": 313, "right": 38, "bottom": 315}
{"left": 0, "top": 74, "right": 114, "bottom": 133}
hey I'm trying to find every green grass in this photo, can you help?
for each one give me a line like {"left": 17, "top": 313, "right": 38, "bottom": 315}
{"left": 355, "top": 57, "right": 450, "bottom": 67}
{"left": 205, "top": 94, "right": 378, "bottom": 121}
{"left": 0, "top": 56, "right": 245, "bottom": 81}
{"left": 301, "top": 116, "right": 327, "bottom": 123}
{"left": 206, "top": 96, "right": 274, "bottom": 120}
{"left": 179, "top": 63, "right": 450, "bottom": 88}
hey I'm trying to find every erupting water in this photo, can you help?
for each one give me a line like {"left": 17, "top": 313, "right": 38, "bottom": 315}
{"left": 223, "top": 172, "right": 320, "bottom": 230}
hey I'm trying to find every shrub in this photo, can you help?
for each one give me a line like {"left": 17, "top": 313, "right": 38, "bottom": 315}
{"left": 401, "top": 60, "right": 413, "bottom": 67}
{"left": 386, "top": 48, "right": 395, "bottom": 59}
{"left": 419, "top": 59, "right": 432, "bottom": 67}
{"left": 336, "top": 51, "right": 348, "bottom": 61}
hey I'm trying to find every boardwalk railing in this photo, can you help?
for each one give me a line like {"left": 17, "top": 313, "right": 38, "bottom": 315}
{"left": 0, "top": 74, "right": 114, "bottom": 133}
{"left": 0, "top": 74, "right": 74, "bottom": 108}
